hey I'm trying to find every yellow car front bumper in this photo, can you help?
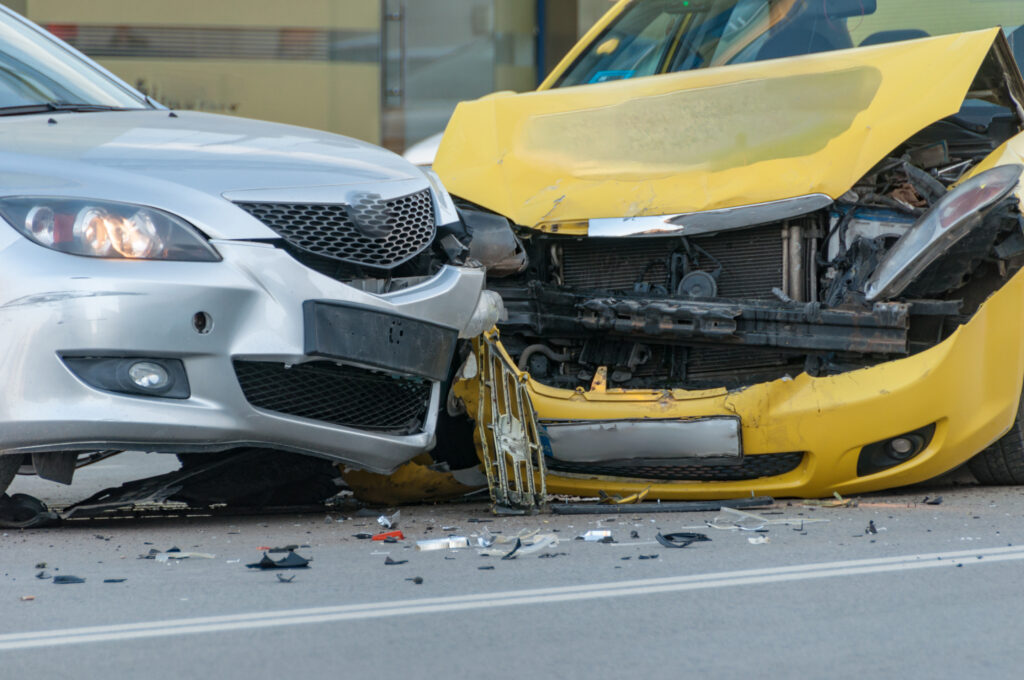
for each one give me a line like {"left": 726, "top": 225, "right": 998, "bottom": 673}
{"left": 465, "top": 268, "right": 1024, "bottom": 500}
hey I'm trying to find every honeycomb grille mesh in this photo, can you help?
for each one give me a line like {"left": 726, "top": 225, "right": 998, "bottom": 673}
{"left": 235, "top": 190, "right": 435, "bottom": 269}
{"left": 234, "top": 361, "right": 431, "bottom": 435}
{"left": 546, "top": 451, "right": 805, "bottom": 481}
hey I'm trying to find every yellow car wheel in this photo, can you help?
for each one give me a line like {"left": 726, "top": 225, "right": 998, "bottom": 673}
{"left": 969, "top": 393, "right": 1024, "bottom": 484}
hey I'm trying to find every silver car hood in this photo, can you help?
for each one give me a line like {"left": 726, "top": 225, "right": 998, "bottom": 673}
{"left": 0, "top": 110, "right": 428, "bottom": 240}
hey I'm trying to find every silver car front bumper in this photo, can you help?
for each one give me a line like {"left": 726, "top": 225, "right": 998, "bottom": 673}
{"left": 0, "top": 238, "right": 488, "bottom": 473}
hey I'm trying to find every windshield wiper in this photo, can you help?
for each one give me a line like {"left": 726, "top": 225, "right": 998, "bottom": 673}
{"left": 0, "top": 102, "right": 140, "bottom": 117}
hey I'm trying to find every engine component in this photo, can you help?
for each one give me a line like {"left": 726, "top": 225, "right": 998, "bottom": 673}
{"left": 678, "top": 270, "right": 717, "bottom": 298}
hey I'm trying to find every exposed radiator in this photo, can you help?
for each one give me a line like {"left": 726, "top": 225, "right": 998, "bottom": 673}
{"left": 559, "top": 224, "right": 786, "bottom": 299}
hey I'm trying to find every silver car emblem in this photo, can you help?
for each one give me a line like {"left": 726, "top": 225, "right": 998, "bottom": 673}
{"left": 347, "top": 192, "right": 393, "bottom": 239}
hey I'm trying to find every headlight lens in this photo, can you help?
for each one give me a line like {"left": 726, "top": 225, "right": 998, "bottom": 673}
{"left": 0, "top": 197, "right": 220, "bottom": 261}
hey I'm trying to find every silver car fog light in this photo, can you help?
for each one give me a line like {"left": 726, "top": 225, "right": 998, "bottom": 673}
{"left": 61, "top": 356, "right": 190, "bottom": 399}
{"left": 460, "top": 290, "right": 505, "bottom": 339}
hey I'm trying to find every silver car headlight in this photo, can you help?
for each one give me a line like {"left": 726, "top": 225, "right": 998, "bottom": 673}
{"left": 0, "top": 197, "right": 220, "bottom": 261}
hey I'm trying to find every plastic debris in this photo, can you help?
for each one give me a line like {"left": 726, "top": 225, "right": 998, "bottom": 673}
{"left": 155, "top": 551, "right": 215, "bottom": 562}
{"left": 598, "top": 486, "right": 651, "bottom": 505}
{"left": 53, "top": 575, "right": 85, "bottom": 584}
{"left": 416, "top": 536, "right": 470, "bottom": 551}
{"left": 478, "top": 531, "right": 558, "bottom": 557}
{"left": 478, "top": 565, "right": 495, "bottom": 570}
{"left": 656, "top": 532, "right": 711, "bottom": 548}
{"left": 638, "top": 554, "right": 659, "bottom": 560}
{"left": 630, "top": 531, "right": 640, "bottom": 539}
{"left": 552, "top": 497, "right": 774, "bottom": 515}
{"left": 501, "top": 538, "right": 522, "bottom": 560}
{"left": 802, "top": 491, "right": 857, "bottom": 508}
{"left": 35, "top": 571, "right": 51, "bottom": 580}
{"left": 866, "top": 520, "right": 878, "bottom": 535}
{"left": 276, "top": 574, "right": 295, "bottom": 583}
{"left": 378, "top": 510, "right": 400, "bottom": 530}
{"left": 708, "top": 507, "right": 828, "bottom": 531}
{"left": 353, "top": 533, "right": 373, "bottom": 539}
{"left": 246, "top": 550, "right": 311, "bottom": 569}
{"left": 34, "top": 562, "right": 46, "bottom": 569}
{"left": 407, "top": 576, "right": 424, "bottom": 584}
{"left": 923, "top": 496, "right": 943, "bottom": 505}
{"left": 537, "top": 552, "right": 568, "bottom": 559}
{"left": 578, "top": 529, "right": 612, "bottom": 542}
{"left": 103, "top": 579, "right": 127, "bottom": 583}
{"left": 20, "top": 596, "right": 35, "bottom": 601}
{"left": 384, "top": 556, "right": 408, "bottom": 566}
{"left": 0, "top": 493, "right": 58, "bottom": 529}
{"left": 372, "top": 530, "right": 405, "bottom": 541}
{"left": 748, "top": 536, "right": 770, "bottom": 545}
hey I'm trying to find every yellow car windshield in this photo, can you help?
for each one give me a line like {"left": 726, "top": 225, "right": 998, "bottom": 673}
{"left": 555, "top": 0, "right": 1024, "bottom": 88}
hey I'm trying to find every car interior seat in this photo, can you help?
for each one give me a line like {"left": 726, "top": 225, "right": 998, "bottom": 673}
{"left": 859, "top": 29, "right": 930, "bottom": 47}
{"left": 757, "top": 0, "right": 877, "bottom": 60}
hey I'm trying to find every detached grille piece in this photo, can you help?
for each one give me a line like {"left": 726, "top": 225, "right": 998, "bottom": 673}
{"left": 236, "top": 189, "right": 435, "bottom": 269}
{"left": 546, "top": 451, "right": 805, "bottom": 481}
{"left": 234, "top": 360, "right": 431, "bottom": 435}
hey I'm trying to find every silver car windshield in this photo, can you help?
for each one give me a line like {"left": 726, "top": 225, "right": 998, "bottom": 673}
{"left": 557, "top": 0, "right": 1024, "bottom": 87}
{"left": 0, "top": 10, "right": 147, "bottom": 112}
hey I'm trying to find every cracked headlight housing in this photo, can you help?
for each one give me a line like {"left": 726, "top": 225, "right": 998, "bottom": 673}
{"left": 0, "top": 198, "right": 220, "bottom": 261}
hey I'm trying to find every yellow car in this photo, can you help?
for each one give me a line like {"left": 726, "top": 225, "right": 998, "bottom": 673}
{"left": 436, "top": 0, "right": 1024, "bottom": 503}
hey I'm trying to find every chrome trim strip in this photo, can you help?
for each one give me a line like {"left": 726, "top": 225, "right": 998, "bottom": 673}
{"left": 587, "top": 194, "right": 834, "bottom": 237}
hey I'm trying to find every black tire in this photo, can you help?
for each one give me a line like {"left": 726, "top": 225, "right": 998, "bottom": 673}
{"left": 968, "top": 397, "right": 1024, "bottom": 484}
{"left": 0, "top": 456, "right": 19, "bottom": 497}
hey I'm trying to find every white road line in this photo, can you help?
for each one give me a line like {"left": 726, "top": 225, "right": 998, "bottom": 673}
{"left": 2, "top": 545, "right": 1021, "bottom": 651}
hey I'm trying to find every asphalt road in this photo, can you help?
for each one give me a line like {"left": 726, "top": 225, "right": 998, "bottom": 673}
{"left": 3, "top": 453, "right": 1024, "bottom": 679}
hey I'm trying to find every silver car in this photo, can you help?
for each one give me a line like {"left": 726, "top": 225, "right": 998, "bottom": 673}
{"left": 0, "top": 7, "right": 502, "bottom": 497}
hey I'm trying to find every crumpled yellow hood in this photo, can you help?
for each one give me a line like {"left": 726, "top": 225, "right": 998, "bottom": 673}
{"left": 435, "top": 29, "right": 1000, "bottom": 230}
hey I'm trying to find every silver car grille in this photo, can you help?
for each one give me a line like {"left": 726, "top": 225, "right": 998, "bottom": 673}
{"left": 235, "top": 189, "right": 435, "bottom": 269}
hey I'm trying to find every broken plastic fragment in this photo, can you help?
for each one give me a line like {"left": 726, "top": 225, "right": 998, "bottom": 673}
{"left": 747, "top": 536, "right": 770, "bottom": 545}
{"left": 866, "top": 521, "right": 878, "bottom": 535}
{"left": 407, "top": 576, "right": 424, "bottom": 584}
{"left": 384, "top": 556, "right": 408, "bottom": 566}
{"left": 372, "top": 530, "right": 405, "bottom": 541}
{"left": 353, "top": 533, "right": 373, "bottom": 539}
{"left": 103, "top": 578, "right": 127, "bottom": 583}
{"left": 53, "top": 575, "right": 85, "bottom": 584}
{"left": 578, "top": 529, "right": 612, "bottom": 542}
{"left": 478, "top": 565, "right": 495, "bottom": 570}
{"left": 20, "top": 596, "right": 35, "bottom": 601}
{"left": 35, "top": 571, "right": 50, "bottom": 580}
{"left": 501, "top": 538, "right": 522, "bottom": 560}
{"left": 246, "top": 550, "right": 311, "bottom": 570}
{"left": 276, "top": 574, "right": 295, "bottom": 583}
{"left": 416, "top": 536, "right": 470, "bottom": 551}
{"left": 378, "top": 510, "right": 400, "bottom": 530}
{"left": 655, "top": 532, "right": 711, "bottom": 548}
{"left": 923, "top": 496, "right": 943, "bottom": 505}
{"left": 638, "top": 554, "right": 659, "bottom": 560}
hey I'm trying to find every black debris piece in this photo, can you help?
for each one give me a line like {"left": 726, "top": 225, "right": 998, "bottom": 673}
{"left": 407, "top": 576, "right": 424, "bottom": 584}
{"left": 384, "top": 556, "right": 408, "bottom": 566}
{"left": 276, "top": 574, "right": 296, "bottom": 583}
{"left": 444, "top": 556, "right": 456, "bottom": 561}
{"left": 167, "top": 547, "right": 181, "bottom": 553}
{"left": 621, "top": 557, "right": 631, "bottom": 561}
{"left": 353, "top": 533, "right": 373, "bottom": 539}
{"left": 467, "top": 518, "right": 493, "bottom": 523}
{"left": 0, "top": 493, "right": 58, "bottom": 529}
{"left": 478, "top": 565, "right": 495, "bottom": 570}
{"left": 383, "top": 537, "right": 398, "bottom": 544}
{"left": 34, "top": 562, "right": 46, "bottom": 569}
{"left": 866, "top": 521, "right": 878, "bottom": 535}
{"left": 630, "top": 531, "right": 640, "bottom": 539}
{"left": 501, "top": 538, "right": 522, "bottom": 561}
{"left": 103, "top": 579, "right": 127, "bottom": 584}
{"left": 268, "top": 545, "right": 299, "bottom": 553}
{"left": 600, "top": 536, "right": 616, "bottom": 544}
{"left": 246, "top": 550, "right": 311, "bottom": 570}
{"left": 638, "top": 554, "right": 659, "bottom": 560}
{"left": 656, "top": 532, "right": 711, "bottom": 549}
{"left": 35, "top": 571, "right": 51, "bottom": 580}
{"left": 53, "top": 575, "right": 85, "bottom": 584}
{"left": 923, "top": 496, "right": 944, "bottom": 505}
{"left": 537, "top": 552, "right": 568, "bottom": 559}
{"left": 551, "top": 497, "right": 774, "bottom": 515}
